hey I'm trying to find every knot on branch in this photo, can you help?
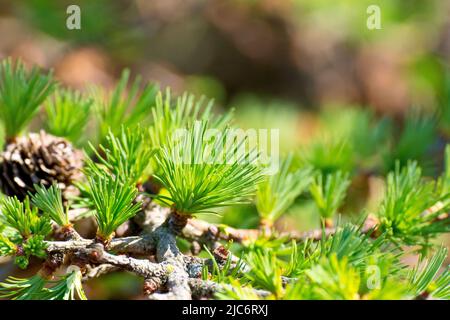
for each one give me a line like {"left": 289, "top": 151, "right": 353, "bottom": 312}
{"left": 69, "top": 243, "right": 105, "bottom": 267}
{"left": 39, "top": 252, "right": 64, "bottom": 279}
{"left": 213, "top": 245, "right": 230, "bottom": 264}
{"left": 87, "top": 243, "right": 105, "bottom": 262}
{"left": 143, "top": 277, "right": 163, "bottom": 295}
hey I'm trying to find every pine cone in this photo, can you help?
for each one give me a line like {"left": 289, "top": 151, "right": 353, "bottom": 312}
{"left": 0, "top": 131, "right": 84, "bottom": 200}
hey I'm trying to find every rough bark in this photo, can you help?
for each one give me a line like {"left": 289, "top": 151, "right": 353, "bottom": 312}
{"left": 41, "top": 201, "right": 382, "bottom": 300}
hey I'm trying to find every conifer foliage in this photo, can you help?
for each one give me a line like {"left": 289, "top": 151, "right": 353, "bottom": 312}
{"left": 0, "top": 57, "right": 448, "bottom": 300}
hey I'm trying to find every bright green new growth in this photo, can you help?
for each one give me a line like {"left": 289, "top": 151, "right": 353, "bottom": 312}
{"left": 319, "top": 108, "right": 389, "bottom": 164}
{"left": 0, "top": 196, "right": 52, "bottom": 238}
{"left": 0, "top": 269, "right": 86, "bottom": 300}
{"left": 44, "top": 89, "right": 92, "bottom": 144}
{"left": 304, "top": 254, "right": 360, "bottom": 300}
{"left": 30, "top": 183, "right": 69, "bottom": 227}
{"left": 41, "top": 269, "right": 87, "bottom": 300}
{"left": 283, "top": 222, "right": 401, "bottom": 282}
{"left": 377, "top": 161, "right": 450, "bottom": 244}
{"left": 283, "top": 240, "right": 316, "bottom": 278}
{"left": 77, "top": 125, "right": 155, "bottom": 219}
{"left": 0, "top": 196, "right": 52, "bottom": 268}
{"left": 202, "top": 246, "right": 244, "bottom": 284}
{"left": 87, "top": 169, "right": 141, "bottom": 240}
{"left": 90, "top": 126, "right": 156, "bottom": 185}
{"left": 153, "top": 120, "right": 264, "bottom": 215}
{"left": 148, "top": 90, "right": 233, "bottom": 180}
{"left": 216, "top": 221, "right": 409, "bottom": 300}
{"left": 0, "top": 58, "right": 55, "bottom": 139}
{"left": 95, "top": 69, "right": 158, "bottom": 143}
{"left": 429, "top": 266, "right": 450, "bottom": 299}
{"left": 216, "top": 280, "right": 262, "bottom": 300}
{"left": 244, "top": 249, "right": 284, "bottom": 298}
{"left": 384, "top": 112, "right": 437, "bottom": 173}
{"left": 0, "top": 234, "right": 15, "bottom": 256}
{"left": 300, "top": 139, "right": 353, "bottom": 175}
{"left": 149, "top": 89, "right": 233, "bottom": 149}
{"left": 408, "top": 247, "right": 448, "bottom": 299}
{"left": 320, "top": 223, "right": 388, "bottom": 268}
{"left": 217, "top": 220, "right": 444, "bottom": 300}
{"left": 256, "top": 154, "right": 313, "bottom": 224}
{"left": 0, "top": 275, "right": 46, "bottom": 300}
{"left": 309, "top": 171, "right": 351, "bottom": 220}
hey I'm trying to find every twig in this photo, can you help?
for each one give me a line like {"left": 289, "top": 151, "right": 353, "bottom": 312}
{"left": 46, "top": 235, "right": 156, "bottom": 255}
{"left": 47, "top": 241, "right": 167, "bottom": 279}
{"left": 182, "top": 213, "right": 379, "bottom": 244}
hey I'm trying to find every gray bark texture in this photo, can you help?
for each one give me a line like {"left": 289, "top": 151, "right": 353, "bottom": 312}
{"left": 43, "top": 201, "right": 275, "bottom": 299}
{"left": 45, "top": 199, "right": 378, "bottom": 299}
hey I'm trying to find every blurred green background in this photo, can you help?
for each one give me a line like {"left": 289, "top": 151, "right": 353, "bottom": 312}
{"left": 0, "top": 0, "right": 449, "bottom": 298}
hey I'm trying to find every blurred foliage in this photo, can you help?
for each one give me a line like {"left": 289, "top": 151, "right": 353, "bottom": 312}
{"left": 16, "top": 0, "right": 144, "bottom": 60}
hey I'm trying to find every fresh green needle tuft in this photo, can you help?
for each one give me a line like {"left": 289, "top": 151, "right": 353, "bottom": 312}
{"left": 149, "top": 89, "right": 233, "bottom": 148}
{"left": 0, "top": 275, "right": 46, "bottom": 300}
{"left": 87, "top": 170, "right": 141, "bottom": 240}
{"left": 408, "top": 246, "right": 448, "bottom": 298}
{"left": 377, "top": 161, "right": 450, "bottom": 244}
{"left": 153, "top": 120, "right": 264, "bottom": 215}
{"left": 0, "top": 196, "right": 52, "bottom": 238}
{"left": 30, "top": 183, "right": 69, "bottom": 227}
{"left": 94, "top": 69, "right": 158, "bottom": 144}
{"left": 300, "top": 138, "right": 353, "bottom": 175}
{"left": 90, "top": 126, "right": 155, "bottom": 185}
{"left": 383, "top": 111, "right": 437, "bottom": 174}
{"left": 309, "top": 171, "right": 351, "bottom": 221}
{"left": 244, "top": 249, "right": 284, "bottom": 298}
{"left": 44, "top": 88, "right": 92, "bottom": 144}
{"left": 0, "top": 269, "right": 86, "bottom": 300}
{"left": 304, "top": 254, "right": 360, "bottom": 300}
{"left": 256, "top": 154, "right": 313, "bottom": 224}
{"left": 0, "top": 58, "right": 55, "bottom": 139}
{"left": 41, "top": 268, "right": 87, "bottom": 300}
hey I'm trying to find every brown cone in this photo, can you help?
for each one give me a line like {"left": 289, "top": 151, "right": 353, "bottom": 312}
{"left": 0, "top": 131, "right": 84, "bottom": 200}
